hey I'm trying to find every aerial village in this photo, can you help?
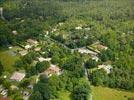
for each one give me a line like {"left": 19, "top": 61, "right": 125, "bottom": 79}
{"left": 0, "top": 0, "right": 134, "bottom": 100}
{"left": 0, "top": 20, "right": 113, "bottom": 100}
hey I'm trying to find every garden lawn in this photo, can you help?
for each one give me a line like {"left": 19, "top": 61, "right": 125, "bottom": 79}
{"left": 0, "top": 48, "right": 20, "bottom": 72}
{"left": 58, "top": 90, "right": 71, "bottom": 100}
{"left": 91, "top": 86, "right": 134, "bottom": 100}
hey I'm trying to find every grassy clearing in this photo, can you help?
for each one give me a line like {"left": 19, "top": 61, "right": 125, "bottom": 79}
{"left": 91, "top": 86, "right": 134, "bottom": 100}
{"left": 58, "top": 90, "right": 71, "bottom": 100}
{"left": 0, "top": 47, "right": 20, "bottom": 72}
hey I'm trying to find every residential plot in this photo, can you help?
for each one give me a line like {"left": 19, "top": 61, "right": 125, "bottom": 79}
{"left": 0, "top": 48, "right": 20, "bottom": 72}
{"left": 91, "top": 86, "right": 134, "bottom": 100}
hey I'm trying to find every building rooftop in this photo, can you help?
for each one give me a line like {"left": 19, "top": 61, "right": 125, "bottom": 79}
{"left": 25, "top": 45, "right": 32, "bottom": 50}
{"left": 78, "top": 48, "right": 97, "bottom": 55}
{"left": 44, "top": 64, "right": 61, "bottom": 77}
{"left": 38, "top": 57, "right": 51, "bottom": 62}
{"left": 10, "top": 72, "right": 25, "bottom": 82}
{"left": 91, "top": 42, "right": 108, "bottom": 51}
{"left": 75, "top": 26, "right": 82, "bottom": 30}
{"left": 27, "top": 39, "right": 38, "bottom": 46}
{"left": 12, "top": 30, "right": 18, "bottom": 35}
{"left": 98, "top": 65, "right": 112, "bottom": 74}
{"left": 34, "top": 47, "right": 41, "bottom": 51}
{"left": 92, "top": 56, "right": 99, "bottom": 62}
{"left": 19, "top": 50, "right": 28, "bottom": 56}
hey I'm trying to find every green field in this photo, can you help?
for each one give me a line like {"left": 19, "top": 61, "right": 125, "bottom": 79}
{"left": 58, "top": 90, "right": 71, "bottom": 100}
{"left": 0, "top": 47, "right": 20, "bottom": 72}
{"left": 56, "top": 86, "right": 134, "bottom": 100}
{"left": 91, "top": 86, "right": 134, "bottom": 100}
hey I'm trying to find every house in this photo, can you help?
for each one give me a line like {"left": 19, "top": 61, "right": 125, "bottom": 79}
{"left": 12, "top": 30, "right": 18, "bottom": 35}
{"left": 97, "top": 44, "right": 108, "bottom": 50}
{"left": 23, "top": 91, "right": 30, "bottom": 100}
{"left": 10, "top": 85, "right": 19, "bottom": 90}
{"left": 27, "top": 85, "right": 33, "bottom": 90}
{"left": 90, "top": 42, "right": 108, "bottom": 52}
{"left": 34, "top": 47, "right": 41, "bottom": 51}
{"left": 19, "top": 50, "right": 28, "bottom": 56}
{"left": 44, "top": 31, "right": 49, "bottom": 35}
{"left": 1, "top": 89, "right": 8, "bottom": 96}
{"left": 38, "top": 57, "right": 51, "bottom": 62}
{"left": 0, "top": 85, "right": 4, "bottom": 92}
{"left": 75, "top": 26, "right": 82, "bottom": 30}
{"left": 20, "top": 19, "right": 25, "bottom": 23}
{"left": 10, "top": 72, "right": 25, "bottom": 82}
{"left": 44, "top": 64, "right": 62, "bottom": 77}
{"left": 59, "top": 22, "right": 64, "bottom": 26}
{"left": 23, "top": 91, "right": 30, "bottom": 96}
{"left": 8, "top": 46, "right": 13, "bottom": 49}
{"left": 98, "top": 65, "right": 113, "bottom": 74}
{"left": 27, "top": 39, "right": 38, "bottom": 46}
{"left": 25, "top": 45, "right": 32, "bottom": 50}
{"left": 92, "top": 56, "right": 99, "bottom": 62}
{"left": 78, "top": 48, "right": 98, "bottom": 56}
{"left": 84, "top": 27, "right": 90, "bottom": 31}
{"left": 51, "top": 28, "right": 57, "bottom": 33}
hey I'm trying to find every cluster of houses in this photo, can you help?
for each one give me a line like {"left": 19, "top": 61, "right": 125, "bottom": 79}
{"left": 18, "top": 38, "right": 40, "bottom": 56}
{"left": 78, "top": 47, "right": 99, "bottom": 62}
{"left": 77, "top": 42, "right": 113, "bottom": 74}
{"left": 7, "top": 63, "right": 62, "bottom": 99}
{"left": 0, "top": 85, "right": 8, "bottom": 98}
{"left": 8, "top": 72, "right": 31, "bottom": 100}
{"left": 78, "top": 41, "right": 108, "bottom": 60}
{"left": 25, "top": 39, "right": 38, "bottom": 49}
{"left": 5, "top": 24, "right": 112, "bottom": 99}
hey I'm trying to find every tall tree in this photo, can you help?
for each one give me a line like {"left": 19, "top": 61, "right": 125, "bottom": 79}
{"left": 73, "top": 85, "right": 90, "bottom": 100}
{"left": 29, "top": 91, "right": 43, "bottom": 100}
{"left": 0, "top": 61, "right": 4, "bottom": 76}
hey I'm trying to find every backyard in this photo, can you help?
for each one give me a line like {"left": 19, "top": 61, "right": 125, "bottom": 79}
{"left": 91, "top": 86, "right": 134, "bottom": 100}
{"left": 0, "top": 47, "right": 20, "bottom": 72}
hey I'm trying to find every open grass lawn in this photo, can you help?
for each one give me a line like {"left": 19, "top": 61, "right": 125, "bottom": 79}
{"left": 58, "top": 90, "right": 71, "bottom": 100}
{"left": 0, "top": 47, "right": 20, "bottom": 72}
{"left": 91, "top": 86, "right": 134, "bottom": 100}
